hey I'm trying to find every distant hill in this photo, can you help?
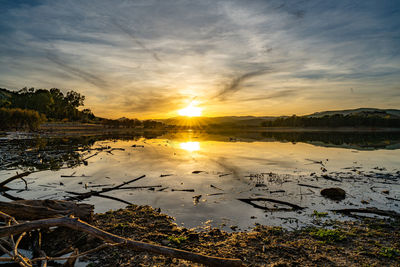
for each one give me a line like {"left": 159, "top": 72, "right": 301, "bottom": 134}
{"left": 159, "top": 116, "right": 279, "bottom": 127}
{"left": 307, "top": 108, "right": 400, "bottom": 118}
{"left": 160, "top": 108, "right": 400, "bottom": 128}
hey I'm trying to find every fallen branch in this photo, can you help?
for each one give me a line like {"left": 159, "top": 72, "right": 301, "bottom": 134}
{"left": 298, "top": 183, "right": 320, "bottom": 189}
{"left": 171, "top": 189, "right": 195, "bottom": 192}
{"left": 1, "top": 192, "right": 24, "bottom": 201}
{"left": 93, "top": 194, "right": 132, "bottom": 205}
{"left": 0, "top": 200, "right": 93, "bottom": 221}
{"left": 321, "top": 175, "right": 341, "bottom": 182}
{"left": 31, "top": 243, "right": 119, "bottom": 263}
{"left": 66, "top": 175, "right": 146, "bottom": 201}
{"left": 110, "top": 185, "right": 162, "bottom": 190}
{"left": 0, "top": 172, "right": 31, "bottom": 188}
{"left": 332, "top": 208, "right": 400, "bottom": 218}
{"left": 0, "top": 216, "right": 243, "bottom": 266}
{"left": 238, "top": 197, "right": 304, "bottom": 211}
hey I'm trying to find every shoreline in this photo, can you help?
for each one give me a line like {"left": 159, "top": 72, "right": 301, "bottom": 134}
{"left": 2, "top": 122, "right": 400, "bottom": 138}
{"left": 43, "top": 204, "right": 400, "bottom": 266}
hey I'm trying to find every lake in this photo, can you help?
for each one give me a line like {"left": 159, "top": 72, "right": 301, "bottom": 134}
{"left": 1, "top": 130, "right": 400, "bottom": 231}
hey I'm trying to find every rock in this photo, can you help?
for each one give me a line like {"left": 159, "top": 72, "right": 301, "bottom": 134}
{"left": 321, "top": 187, "right": 346, "bottom": 201}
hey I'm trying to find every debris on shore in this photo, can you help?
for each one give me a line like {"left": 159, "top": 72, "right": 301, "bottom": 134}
{"left": 39, "top": 204, "right": 400, "bottom": 266}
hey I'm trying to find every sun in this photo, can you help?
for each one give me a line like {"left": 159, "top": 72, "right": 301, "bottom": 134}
{"left": 178, "top": 102, "right": 202, "bottom": 117}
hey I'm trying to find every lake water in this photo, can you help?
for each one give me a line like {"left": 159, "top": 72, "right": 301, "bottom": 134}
{"left": 1, "top": 130, "right": 400, "bottom": 231}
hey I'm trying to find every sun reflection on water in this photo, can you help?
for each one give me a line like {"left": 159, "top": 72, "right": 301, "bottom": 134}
{"left": 179, "top": 141, "right": 200, "bottom": 152}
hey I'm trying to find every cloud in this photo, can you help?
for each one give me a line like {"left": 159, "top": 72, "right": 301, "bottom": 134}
{"left": 110, "top": 19, "right": 162, "bottom": 62}
{"left": 119, "top": 91, "right": 185, "bottom": 114}
{"left": 46, "top": 52, "right": 109, "bottom": 90}
{"left": 215, "top": 69, "right": 272, "bottom": 100}
{"left": 240, "top": 89, "right": 299, "bottom": 102}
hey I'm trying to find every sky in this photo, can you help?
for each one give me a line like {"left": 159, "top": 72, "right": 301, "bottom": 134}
{"left": 0, "top": 0, "right": 399, "bottom": 119}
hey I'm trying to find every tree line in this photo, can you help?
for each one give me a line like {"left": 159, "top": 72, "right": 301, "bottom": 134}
{"left": 261, "top": 114, "right": 400, "bottom": 128}
{"left": 101, "top": 118, "right": 164, "bottom": 128}
{"left": 0, "top": 87, "right": 94, "bottom": 122}
{"left": 0, "top": 87, "right": 165, "bottom": 131}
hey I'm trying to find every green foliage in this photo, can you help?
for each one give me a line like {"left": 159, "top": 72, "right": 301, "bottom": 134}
{"left": 310, "top": 228, "right": 347, "bottom": 244}
{"left": 312, "top": 210, "right": 329, "bottom": 218}
{"left": 0, "top": 107, "right": 46, "bottom": 131}
{"left": 0, "top": 87, "right": 91, "bottom": 122}
{"left": 379, "top": 247, "right": 400, "bottom": 258}
{"left": 167, "top": 235, "right": 187, "bottom": 245}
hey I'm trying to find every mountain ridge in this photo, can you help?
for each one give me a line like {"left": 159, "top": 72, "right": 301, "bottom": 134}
{"left": 157, "top": 108, "right": 400, "bottom": 126}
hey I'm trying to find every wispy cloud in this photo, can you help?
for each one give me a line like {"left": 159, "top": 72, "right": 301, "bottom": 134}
{"left": 110, "top": 19, "right": 162, "bottom": 62}
{"left": 0, "top": 0, "right": 399, "bottom": 118}
{"left": 215, "top": 69, "right": 272, "bottom": 100}
{"left": 46, "top": 52, "right": 109, "bottom": 89}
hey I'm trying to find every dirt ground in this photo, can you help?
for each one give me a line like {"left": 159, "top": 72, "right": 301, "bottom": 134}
{"left": 39, "top": 204, "right": 400, "bottom": 266}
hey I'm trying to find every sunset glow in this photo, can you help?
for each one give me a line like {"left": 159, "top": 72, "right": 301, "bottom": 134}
{"left": 178, "top": 102, "right": 202, "bottom": 117}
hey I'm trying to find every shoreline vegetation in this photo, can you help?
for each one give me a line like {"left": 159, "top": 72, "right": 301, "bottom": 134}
{"left": 1, "top": 87, "right": 400, "bottom": 132}
{"left": 0, "top": 202, "right": 399, "bottom": 266}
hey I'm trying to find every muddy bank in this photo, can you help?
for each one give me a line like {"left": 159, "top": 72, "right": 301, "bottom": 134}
{"left": 41, "top": 204, "right": 400, "bottom": 266}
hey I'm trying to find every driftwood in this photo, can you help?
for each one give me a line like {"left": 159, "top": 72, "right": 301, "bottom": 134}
{"left": 0, "top": 171, "right": 31, "bottom": 188}
{"left": 66, "top": 175, "right": 146, "bottom": 201}
{"left": 171, "top": 189, "right": 195, "bottom": 192}
{"left": 1, "top": 192, "right": 24, "bottom": 201}
{"left": 238, "top": 197, "right": 304, "bottom": 211}
{"left": 108, "top": 185, "right": 162, "bottom": 190}
{"left": 298, "top": 183, "right": 320, "bottom": 189}
{"left": 332, "top": 208, "right": 400, "bottom": 218}
{"left": 93, "top": 194, "right": 133, "bottom": 205}
{"left": 0, "top": 200, "right": 93, "bottom": 221}
{"left": 67, "top": 191, "right": 133, "bottom": 205}
{"left": 0, "top": 216, "right": 243, "bottom": 266}
{"left": 321, "top": 175, "right": 341, "bottom": 182}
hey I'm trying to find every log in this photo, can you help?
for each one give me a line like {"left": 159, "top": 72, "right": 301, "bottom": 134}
{"left": 0, "top": 200, "right": 93, "bottom": 221}
{"left": 238, "top": 197, "right": 304, "bottom": 211}
{"left": 332, "top": 208, "right": 400, "bottom": 218}
{"left": 0, "top": 216, "right": 243, "bottom": 267}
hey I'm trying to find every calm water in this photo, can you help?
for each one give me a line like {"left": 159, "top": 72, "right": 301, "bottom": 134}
{"left": 1, "top": 130, "right": 400, "bottom": 231}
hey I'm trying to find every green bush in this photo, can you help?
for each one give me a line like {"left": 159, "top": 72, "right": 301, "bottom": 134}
{"left": 0, "top": 107, "right": 46, "bottom": 131}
